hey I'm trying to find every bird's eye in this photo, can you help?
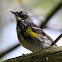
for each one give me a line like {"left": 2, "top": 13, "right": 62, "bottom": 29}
{"left": 21, "top": 13, "right": 23, "bottom": 15}
{"left": 21, "top": 12, "right": 26, "bottom": 15}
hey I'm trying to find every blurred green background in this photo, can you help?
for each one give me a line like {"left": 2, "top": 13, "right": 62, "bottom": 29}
{"left": 0, "top": 0, "right": 62, "bottom": 62}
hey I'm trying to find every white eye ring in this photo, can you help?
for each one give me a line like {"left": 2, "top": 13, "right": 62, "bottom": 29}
{"left": 21, "top": 12, "right": 26, "bottom": 15}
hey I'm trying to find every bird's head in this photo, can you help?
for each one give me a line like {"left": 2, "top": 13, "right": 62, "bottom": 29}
{"left": 11, "top": 11, "right": 31, "bottom": 32}
{"left": 11, "top": 11, "right": 28, "bottom": 21}
{"left": 11, "top": 11, "right": 33, "bottom": 32}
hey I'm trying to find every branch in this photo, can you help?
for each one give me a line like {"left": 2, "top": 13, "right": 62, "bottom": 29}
{"left": 40, "top": 3, "right": 62, "bottom": 29}
{"left": 51, "top": 34, "right": 62, "bottom": 45}
{"left": 0, "top": 43, "right": 20, "bottom": 58}
{"left": 3, "top": 46, "right": 62, "bottom": 62}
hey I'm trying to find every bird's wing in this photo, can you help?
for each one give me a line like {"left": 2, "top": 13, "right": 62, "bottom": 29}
{"left": 31, "top": 26, "right": 54, "bottom": 43}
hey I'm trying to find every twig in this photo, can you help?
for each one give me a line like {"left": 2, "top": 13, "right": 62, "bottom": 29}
{"left": 3, "top": 46, "right": 62, "bottom": 62}
{"left": 40, "top": 3, "right": 62, "bottom": 29}
{"left": 0, "top": 43, "right": 20, "bottom": 58}
{"left": 51, "top": 34, "right": 62, "bottom": 46}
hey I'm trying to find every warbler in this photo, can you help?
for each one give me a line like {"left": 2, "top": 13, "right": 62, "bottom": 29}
{"left": 11, "top": 11, "right": 54, "bottom": 52}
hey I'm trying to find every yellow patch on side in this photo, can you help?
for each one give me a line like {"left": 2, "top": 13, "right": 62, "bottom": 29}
{"left": 26, "top": 28, "right": 39, "bottom": 38}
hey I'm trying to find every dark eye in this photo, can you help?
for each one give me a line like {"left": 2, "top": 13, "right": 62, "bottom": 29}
{"left": 21, "top": 12, "right": 26, "bottom": 15}
{"left": 21, "top": 13, "right": 24, "bottom": 15}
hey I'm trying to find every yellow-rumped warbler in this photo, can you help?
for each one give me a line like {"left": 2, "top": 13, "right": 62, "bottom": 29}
{"left": 11, "top": 11, "right": 54, "bottom": 52}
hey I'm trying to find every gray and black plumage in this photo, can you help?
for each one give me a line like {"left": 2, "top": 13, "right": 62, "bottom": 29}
{"left": 11, "top": 11, "right": 54, "bottom": 52}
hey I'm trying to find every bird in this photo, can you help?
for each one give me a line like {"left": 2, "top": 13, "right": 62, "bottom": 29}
{"left": 11, "top": 11, "right": 54, "bottom": 52}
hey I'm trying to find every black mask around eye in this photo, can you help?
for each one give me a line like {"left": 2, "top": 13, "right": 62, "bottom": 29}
{"left": 18, "top": 11, "right": 28, "bottom": 20}
{"left": 11, "top": 11, "right": 28, "bottom": 20}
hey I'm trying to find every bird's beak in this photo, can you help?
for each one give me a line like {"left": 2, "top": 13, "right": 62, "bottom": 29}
{"left": 11, "top": 11, "right": 18, "bottom": 21}
{"left": 10, "top": 11, "right": 16, "bottom": 15}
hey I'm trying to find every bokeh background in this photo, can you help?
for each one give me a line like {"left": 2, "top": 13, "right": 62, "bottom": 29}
{"left": 0, "top": 0, "right": 62, "bottom": 61}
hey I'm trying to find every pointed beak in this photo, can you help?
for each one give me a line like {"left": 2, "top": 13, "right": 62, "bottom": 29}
{"left": 10, "top": 11, "right": 16, "bottom": 15}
